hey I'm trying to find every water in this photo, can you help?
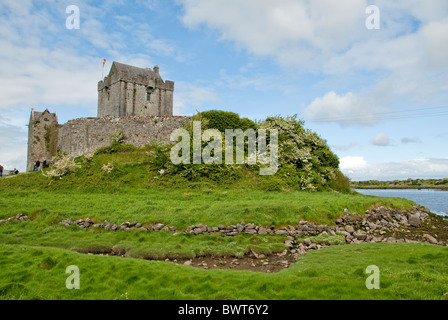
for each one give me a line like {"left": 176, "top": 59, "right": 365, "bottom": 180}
{"left": 354, "top": 189, "right": 448, "bottom": 216}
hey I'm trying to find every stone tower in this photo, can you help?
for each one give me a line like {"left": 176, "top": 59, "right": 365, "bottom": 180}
{"left": 97, "top": 62, "right": 174, "bottom": 117}
{"left": 26, "top": 109, "right": 59, "bottom": 172}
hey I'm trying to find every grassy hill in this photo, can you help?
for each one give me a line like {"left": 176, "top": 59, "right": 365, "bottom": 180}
{"left": 1, "top": 114, "right": 447, "bottom": 300}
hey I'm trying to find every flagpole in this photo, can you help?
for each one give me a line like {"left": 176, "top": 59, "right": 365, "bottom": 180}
{"left": 102, "top": 59, "right": 106, "bottom": 80}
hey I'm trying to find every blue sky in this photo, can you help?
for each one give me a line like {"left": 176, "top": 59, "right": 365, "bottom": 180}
{"left": 1, "top": 0, "right": 447, "bottom": 180}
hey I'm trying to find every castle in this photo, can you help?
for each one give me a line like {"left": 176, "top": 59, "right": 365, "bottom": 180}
{"left": 27, "top": 62, "right": 189, "bottom": 172}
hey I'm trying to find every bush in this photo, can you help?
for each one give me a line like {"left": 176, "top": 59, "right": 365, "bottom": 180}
{"left": 200, "top": 110, "right": 258, "bottom": 132}
{"left": 42, "top": 153, "right": 80, "bottom": 180}
{"left": 110, "top": 129, "right": 126, "bottom": 145}
{"left": 259, "top": 115, "right": 343, "bottom": 192}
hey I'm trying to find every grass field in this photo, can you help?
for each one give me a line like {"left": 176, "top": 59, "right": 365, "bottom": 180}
{"left": 1, "top": 149, "right": 447, "bottom": 300}
{"left": 1, "top": 242, "right": 447, "bottom": 300}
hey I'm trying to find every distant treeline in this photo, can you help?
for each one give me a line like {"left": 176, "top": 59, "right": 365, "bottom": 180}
{"left": 351, "top": 178, "right": 448, "bottom": 190}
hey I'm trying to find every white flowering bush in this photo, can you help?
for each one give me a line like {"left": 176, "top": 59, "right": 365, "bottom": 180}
{"left": 102, "top": 163, "right": 114, "bottom": 174}
{"left": 42, "top": 153, "right": 80, "bottom": 180}
{"left": 83, "top": 152, "right": 94, "bottom": 162}
{"left": 110, "top": 129, "right": 126, "bottom": 145}
{"left": 260, "top": 115, "right": 340, "bottom": 191}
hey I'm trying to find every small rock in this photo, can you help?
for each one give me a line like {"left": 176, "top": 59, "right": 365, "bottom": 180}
{"left": 424, "top": 234, "right": 438, "bottom": 245}
{"left": 344, "top": 225, "right": 355, "bottom": 234}
{"left": 353, "top": 230, "right": 367, "bottom": 241}
{"left": 245, "top": 229, "right": 258, "bottom": 235}
{"left": 275, "top": 230, "right": 289, "bottom": 236}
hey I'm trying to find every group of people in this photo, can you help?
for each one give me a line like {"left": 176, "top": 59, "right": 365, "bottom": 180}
{"left": 0, "top": 159, "right": 49, "bottom": 177}
{"left": 33, "top": 160, "right": 48, "bottom": 171}
{"left": 0, "top": 164, "right": 19, "bottom": 177}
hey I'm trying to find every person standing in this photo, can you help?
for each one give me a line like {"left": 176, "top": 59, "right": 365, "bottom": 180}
{"left": 0, "top": 164, "right": 3, "bottom": 177}
{"left": 34, "top": 160, "right": 40, "bottom": 172}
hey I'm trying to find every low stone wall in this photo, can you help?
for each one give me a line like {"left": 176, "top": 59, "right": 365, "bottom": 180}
{"left": 61, "top": 205, "right": 448, "bottom": 262}
{"left": 57, "top": 115, "right": 191, "bottom": 158}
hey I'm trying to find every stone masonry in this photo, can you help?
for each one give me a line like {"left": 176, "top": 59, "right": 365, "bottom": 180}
{"left": 97, "top": 62, "right": 174, "bottom": 117}
{"left": 27, "top": 62, "right": 186, "bottom": 171}
{"left": 57, "top": 115, "right": 190, "bottom": 158}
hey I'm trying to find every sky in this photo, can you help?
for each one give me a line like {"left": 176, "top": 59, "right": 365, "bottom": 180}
{"left": 0, "top": 0, "right": 447, "bottom": 180}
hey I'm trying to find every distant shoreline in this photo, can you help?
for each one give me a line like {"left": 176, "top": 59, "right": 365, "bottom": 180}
{"left": 353, "top": 185, "right": 448, "bottom": 190}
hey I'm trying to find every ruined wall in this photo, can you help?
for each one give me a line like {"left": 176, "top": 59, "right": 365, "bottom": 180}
{"left": 57, "top": 115, "right": 191, "bottom": 158}
{"left": 26, "top": 109, "right": 59, "bottom": 172}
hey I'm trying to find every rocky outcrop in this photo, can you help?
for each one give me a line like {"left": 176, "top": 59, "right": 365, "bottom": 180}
{"left": 0, "top": 214, "right": 29, "bottom": 224}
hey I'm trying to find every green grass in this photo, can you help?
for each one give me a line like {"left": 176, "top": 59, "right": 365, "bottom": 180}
{"left": 0, "top": 189, "right": 413, "bottom": 228}
{"left": 1, "top": 243, "right": 447, "bottom": 300}
{"left": 1, "top": 148, "right": 445, "bottom": 300}
{"left": 0, "top": 219, "right": 285, "bottom": 260}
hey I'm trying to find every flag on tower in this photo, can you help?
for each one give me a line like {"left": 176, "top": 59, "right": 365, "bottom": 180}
{"left": 102, "top": 59, "right": 106, "bottom": 79}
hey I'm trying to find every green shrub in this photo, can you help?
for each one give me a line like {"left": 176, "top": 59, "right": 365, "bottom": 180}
{"left": 200, "top": 110, "right": 258, "bottom": 132}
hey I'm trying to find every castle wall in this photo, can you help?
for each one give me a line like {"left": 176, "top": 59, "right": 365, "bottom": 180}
{"left": 97, "top": 80, "right": 122, "bottom": 117}
{"left": 57, "top": 116, "right": 190, "bottom": 158}
{"left": 98, "top": 80, "right": 174, "bottom": 117}
{"left": 26, "top": 110, "right": 59, "bottom": 172}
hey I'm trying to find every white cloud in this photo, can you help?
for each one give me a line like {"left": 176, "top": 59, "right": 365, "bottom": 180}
{"left": 340, "top": 157, "right": 448, "bottom": 181}
{"left": 331, "top": 141, "right": 358, "bottom": 152}
{"left": 340, "top": 156, "right": 368, "bottom": 171}
{"left": 401, "top": 137, "right": 421, "bottom": 144}
{"left": 173, "top": 82, "right": 219, "bottom": 115}
{"left": 370, "top": 132, "right": 390, "bottom": 146}
{"left": 304, "top": 91, "right": 383, "bottom": 125}
{"left": 179, "top": 0, "right": 448, "bottom": 125}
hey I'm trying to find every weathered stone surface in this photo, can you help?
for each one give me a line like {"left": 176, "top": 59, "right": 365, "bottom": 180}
{"left": 353, "top": 230, "right": 367, "bottom": 241}
{"left": 303, "top": 238, "right": 312, "bottom": 246}
{"left": 275, "top": 230, "right": 289, "bottom": 236}
{"left": 424, "top": 234, "right": 438, "bottom": 244}
{"left": 408, "top": 213, "right": 420, "bottom": 227}
{"left": 245, "top": 229, "right": 258, "bottom": 235}
{"left": 344, "top": 225, "right": 355, "bottom": 234}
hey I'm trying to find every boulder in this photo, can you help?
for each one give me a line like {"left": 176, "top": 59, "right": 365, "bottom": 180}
{"left": 408, "top": 213, "right": 420, "bottom": 227}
